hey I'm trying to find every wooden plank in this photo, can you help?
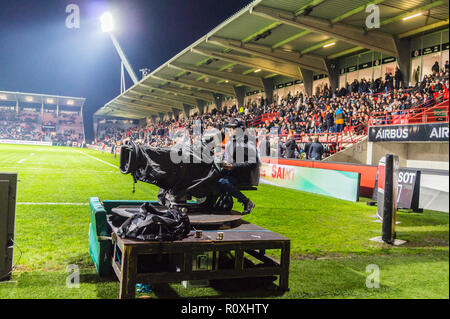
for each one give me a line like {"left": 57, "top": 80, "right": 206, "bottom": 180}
{"left": 279, "top": 241, "right": 291, "bottom": 291}
{"left": 234, "top": 249, "right": 244, "bottom": 271}
{"left": 135, "top": 267, "right": 282, "bottom": 283}
{"left": 119, "top": 246, "right": 137, "bottom": 299}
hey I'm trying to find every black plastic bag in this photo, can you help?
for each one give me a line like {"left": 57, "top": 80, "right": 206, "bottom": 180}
{"left": 114, "top": 203, "right": 191, "bottom": 241}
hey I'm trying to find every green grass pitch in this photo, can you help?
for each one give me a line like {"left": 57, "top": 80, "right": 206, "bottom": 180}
{"left": 0, "top": 144, "right": 448, "bottom": 299}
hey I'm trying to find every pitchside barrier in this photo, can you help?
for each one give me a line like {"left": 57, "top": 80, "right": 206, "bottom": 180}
{"left": 0, "top": 139, "right": 52, "bottom": 146}
{"left": 260, "top": 160, "right": 361, "bottom": 202}
{"left": 261, "top": 157, "right": 449, "bottom": 213}
{"left": 262, "top": 157, "right": 377, "bottom": 198}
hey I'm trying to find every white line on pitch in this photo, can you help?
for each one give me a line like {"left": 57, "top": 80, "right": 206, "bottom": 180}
{"left": 16, "top": 158, "right": 26, "bottom": 164}
{"left": 74, "top": 150, "right": 118, "bottom": 168}
{"left": 17, "top": 202, "right": 89, "bottom": 206}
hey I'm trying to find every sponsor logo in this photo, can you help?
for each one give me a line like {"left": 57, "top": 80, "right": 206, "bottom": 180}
{"left": 430, "top": 126, "right": 449, "bottom": 139}
{"left": 375, "top": 128, "right": 408, "bottom": 140}
{"left": 271, "top": 165, "right": 295, "bottom": 181}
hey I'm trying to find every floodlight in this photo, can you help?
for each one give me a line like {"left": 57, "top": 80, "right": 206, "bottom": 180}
{"left": 67, "top": 100, "right": 74, "bottom": 105}
{"left": 323, "top": 42, "right": 336, "bottom": 48}
{"left": 25, "top": 96, "right": 33, "bottom": 102}
{"left": 403, "top": 12, "right": 423, "bottom": 21}
{"left": 101, "top": 12, "right": 114, "bottom": 33}
{"left": 47, "top": 98, "right": 54, "bottom": 104}
{"left": 0, "top": 94, "right": 7, "bottom": 100}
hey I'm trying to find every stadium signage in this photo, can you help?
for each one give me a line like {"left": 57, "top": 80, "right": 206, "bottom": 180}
{"left": 369, "top": 123, "right": 449, "bottom": 142}
{"left": 260, "top": 163, "right": 360, "bottom": 202}
{"left": 372, "top": 168, "right": 421, "bottom": 211}
{"left": 0, "top": 139, "right": 52, "bottom": 146}
{"left": 411, "top": 43, "right": 449, "bottom": 57}
{"left": 340, "top": 57, "right": 398, "bottom": 75}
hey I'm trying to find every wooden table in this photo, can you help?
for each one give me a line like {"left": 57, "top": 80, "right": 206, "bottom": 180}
{"left": 110, "top": 221, "right": 290, "bottom": 299}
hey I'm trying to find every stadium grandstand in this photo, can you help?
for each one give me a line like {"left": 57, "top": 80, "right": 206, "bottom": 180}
{"left": 0, "top": 91, "right": 86, "bottom": 146}
{"left": 93, "top": 0, "right": 449, "bottom": 167}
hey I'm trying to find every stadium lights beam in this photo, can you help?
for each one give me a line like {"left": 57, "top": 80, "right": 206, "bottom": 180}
{"left": 403, "top": 12, "right": 423, "bottom": 21}
{"left": 100, "top": 11, "right": 139, "bottom": 86}
{"left": 100, "top": 12, "right": 114, "bottom": 33}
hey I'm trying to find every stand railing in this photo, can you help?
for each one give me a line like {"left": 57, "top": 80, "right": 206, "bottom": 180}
{"left": 369, "top": 99, "right": 449, "bottom": 127}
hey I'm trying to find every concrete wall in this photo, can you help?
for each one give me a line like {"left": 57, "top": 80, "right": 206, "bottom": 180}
{"left": 367, "top": 142, "right": 449, "bottom": 170}
{"left": 324, "top": 138, "right": 369, "bottom": 164}
{"left": 406, "top": 143, "right": 449, "bottom": 170}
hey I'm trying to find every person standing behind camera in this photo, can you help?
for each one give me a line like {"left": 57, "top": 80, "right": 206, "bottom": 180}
{"left": 284, "top": 133, "right": 300, "bottom": 159}
{"left": 308, "top": 136, "right": 324, "bottom": 161}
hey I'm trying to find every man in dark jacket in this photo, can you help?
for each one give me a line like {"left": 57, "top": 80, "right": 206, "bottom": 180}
{"left": 395, "top": 67, "right": 403, "bottom": 89}
{"left": 219, "top": 118, "right": 259, "bottom": 215}
{"left": 303, "top": 136, "right": 312, "bottom": 159}
{"left": 308, "top": 136, "right": 324, "bottom": 160}
{"left": 284, "top": 134, "right": 300, "bottom": 159}
{"left": 258, "top": 129, "right": 271, "bottom": 158}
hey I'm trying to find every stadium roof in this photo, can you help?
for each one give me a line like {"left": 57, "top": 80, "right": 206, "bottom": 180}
{"left": 96, "top": 0, "right": 449, "bottom": 119}
{"left": 0, "top": 90, "right": 86, "bottom": 108}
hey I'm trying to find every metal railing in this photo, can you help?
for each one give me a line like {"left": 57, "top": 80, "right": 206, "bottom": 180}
{"left": 369, "top": 99, "right": 449, "bottom": 127}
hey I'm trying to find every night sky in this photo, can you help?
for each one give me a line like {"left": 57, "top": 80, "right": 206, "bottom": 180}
{"left": 0, "top": 0, "right": 252, "bottom": 140}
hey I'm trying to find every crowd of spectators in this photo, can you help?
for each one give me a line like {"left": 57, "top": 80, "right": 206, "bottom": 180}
{"left": 0, "top": 108, "right": 85, "bottom": 144}
{"left": 95, "top": 65, "right": 448, "bottom": 160}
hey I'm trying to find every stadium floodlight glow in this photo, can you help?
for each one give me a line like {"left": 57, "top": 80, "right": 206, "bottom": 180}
{"left": 100, "top": 12, "right": 115, "bottom": 33}
{"left": 323, "top": 42, "right": 336, "bottom": 48}
{"left": 0, "top": 94, "right": 7, "bottom": 100}
{"left": 67, "top": 100, "right": 74, "bottom": 105}
{"left": 403, "top": 12, "right": 423, "bottom": 21}
{"left": 25, "top": 96, "right": 33, "bottom": 102}
{"left": 100, "top": 11, "right": 139, "bottom": 87}
{"left": 47, "top": 98, "right": 54, "bottom": 104}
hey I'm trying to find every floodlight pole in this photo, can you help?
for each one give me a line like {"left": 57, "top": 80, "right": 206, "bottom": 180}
{"left": 108, "top": 32, "right": 139, "bottom": 86}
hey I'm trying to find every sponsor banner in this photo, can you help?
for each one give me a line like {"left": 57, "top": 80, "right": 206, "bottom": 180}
{"left": 373, "top": 168, "right": 421, "bottom": 211}
{"left": 369, "top": 123, "right": 449, "bottom": 142}
{"left": 260, "top": 162, "right": 360, "bottom": 202}
{"left": 0, "top": 139, "right": 52, "bottom": 146}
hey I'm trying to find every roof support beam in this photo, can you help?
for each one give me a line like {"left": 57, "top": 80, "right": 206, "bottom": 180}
{"left": 192, "top": 47, "right": 303, "bottom": 80}
{"left": 118, "top": 96, "right": 173, "bottom": 112}
{"left": 130, "top": 88, "right": 193, "bottom": 108}
{"left": 141, "top": 82, "right": 215, "bottom": 103}
{"left": 398, "top": 19, "right": 449, "bottom": 38}
{"left": 251, "top": 5, "right": 399, "bottom": 57}
{"left": 380, "top": 1, "right": 445, "bottom": 26}
{"left": 109, "top": 102, "right": 156, "bottom": 117}
{"left": 208, "top": 36, "right": 328, "bottom": 73}
{"left": 168, "top": 62, "right": 264, "bottom": 89}
{"left": 105, "top": 100, "right": 161, "bottom": 114}
{"left": 300, "top": 68, "right": 314, "bottom": 96}
{"left": 126, "top": 91, "right": 184, "bottom": 110}
{"left": 271, "top": 0, "right": 386, "bottom": 49}
{"left": 327, "top": 46, "right": 365, "bottom": 60}
{"left": 152, "top": 74, "right": 236, "bottom": 96}
{"left": 105, "top": 110, "right": 145, "bottom": 119}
